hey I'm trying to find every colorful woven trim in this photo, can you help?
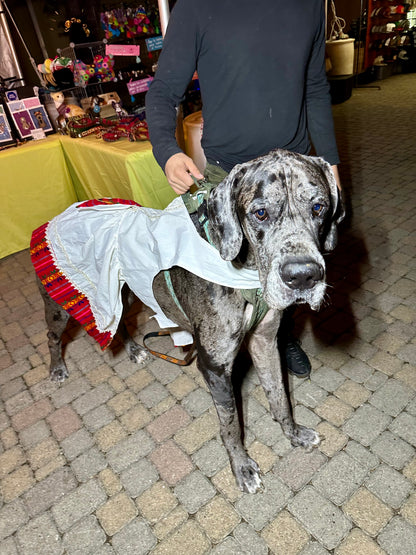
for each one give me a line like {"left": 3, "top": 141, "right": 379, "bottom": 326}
{"left": 30, "top": 198, "right": 140, "bottom": 350}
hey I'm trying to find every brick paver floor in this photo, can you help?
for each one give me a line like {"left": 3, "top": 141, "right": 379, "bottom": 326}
{"left": 1, "top": 73, "right": 416, "bottom": 554}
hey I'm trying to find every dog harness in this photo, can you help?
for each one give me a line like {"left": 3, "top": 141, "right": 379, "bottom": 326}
{"left": 180, "top": 168, "right": 270, "bottom": 332}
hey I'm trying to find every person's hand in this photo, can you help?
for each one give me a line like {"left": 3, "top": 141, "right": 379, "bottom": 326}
{"left": 165, "top": 153, "right": 204, "bottom": 194}
{"left": 331, "top": 165, "right": 342, "bottom": 191}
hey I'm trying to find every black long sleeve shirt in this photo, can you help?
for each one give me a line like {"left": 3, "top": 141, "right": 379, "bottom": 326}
{"left": 146, "top": 0, "right": 340, "bottom": 173}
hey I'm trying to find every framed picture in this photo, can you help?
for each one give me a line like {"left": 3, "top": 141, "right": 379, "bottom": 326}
{"left": 7, "top": 100, "right": 25, "bottom": 112}
{"left": 28, "top": 106, "right": 52, "bottom": 132}
{"left": 11, "top": 110, "right": 35, "bottom": 139}
{"left": 0, "top": 105, "right": 14, "bottom": 145}
{"left": 6, "top": 97, "right": 53, "bottom": 139}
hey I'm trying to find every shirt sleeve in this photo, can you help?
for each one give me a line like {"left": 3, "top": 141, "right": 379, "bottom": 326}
{"left": 305, "top": 2, "right": 340, "bottom": 166}
{"left": 145, "top": 0, "right": 198, "bottom": 170}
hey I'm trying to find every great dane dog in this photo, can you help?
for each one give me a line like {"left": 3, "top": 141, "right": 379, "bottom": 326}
{"left": 37, "top": 149, "right": 344, "bottom": 493}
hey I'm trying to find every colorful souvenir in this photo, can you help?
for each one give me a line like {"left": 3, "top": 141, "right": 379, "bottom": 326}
{"left": 73, "top": 55, "right": 115, "bottom": 86}
{"left": 100, "top": 5, "right": 159, "bottom": 40}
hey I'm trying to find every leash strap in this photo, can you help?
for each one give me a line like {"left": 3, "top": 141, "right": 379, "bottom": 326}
{"left": 143, "top": 330, "right": 196, "bottom": 366}
{"left": 181, "top": 175, "right": 209, "bottom": 214}
{"left": 141, "top": 271, "right": 195, "bottom": 366}
{"left": 181, "top": 173, "right": 221, "bottom": 245}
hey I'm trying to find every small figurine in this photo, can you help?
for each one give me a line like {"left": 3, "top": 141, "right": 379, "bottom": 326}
{"left": 90, "top": 96, "right": 105, "bottom": 117}
{"left": 111, "top": 99, "right": 128, "bottom": 119}
{"left": 50, "top": 91, "right": 85, "bottom": 132}
{"left": 50, "top": 91, "right": 85, "bottom": 118}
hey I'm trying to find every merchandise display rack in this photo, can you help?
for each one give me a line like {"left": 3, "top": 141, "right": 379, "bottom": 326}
{"left": 56, "top": 40, "right": 111, "bottom": 99}
{"left": 57, "top": 40, "right": 108, "bottom": 67}
{"left": 39, "top": 40, "right": 117, "bottom": 126}
{"left": 366, "top": 0, "right": 410, "bottom": 77}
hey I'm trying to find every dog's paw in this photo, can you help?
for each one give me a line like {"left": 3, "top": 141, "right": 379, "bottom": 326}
{"left": 128, "top": 344, "right": 154, "bottom": 367}
{"left": 234, "top": 457, "right": 263, "bottom": 494}
{"left": 290, "top": 425, "right": 320, "bottom": 451}
{"left": 50, "top": 364, "right": 69, "bottom": 383}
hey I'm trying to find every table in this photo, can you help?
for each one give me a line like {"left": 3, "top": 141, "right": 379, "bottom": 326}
{"left": 1, "top": 135, "right": 176, "bottom": 259}
{"left": 0, "top": 136, "right": 77, "bottom": 259}
{"left": 59, "top": 135, "right": 176, "bottom": 208}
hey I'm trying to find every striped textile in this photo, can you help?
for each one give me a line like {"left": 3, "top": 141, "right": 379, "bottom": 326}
{"left": 30, "top": 198, "right": 141, "bottom": 350}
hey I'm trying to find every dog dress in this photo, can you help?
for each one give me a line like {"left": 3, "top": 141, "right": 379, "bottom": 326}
{"left": 31, "top": 197, "right": 261, "bottom": 348}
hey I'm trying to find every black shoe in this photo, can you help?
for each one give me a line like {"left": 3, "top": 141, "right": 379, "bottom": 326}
{"left": 284, "top": 339, "right": 311, "bottom": 378}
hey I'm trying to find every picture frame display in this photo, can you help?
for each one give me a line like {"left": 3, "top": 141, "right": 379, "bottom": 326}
{"left": 6, "top": 97, "right": 53, "bottom": 139}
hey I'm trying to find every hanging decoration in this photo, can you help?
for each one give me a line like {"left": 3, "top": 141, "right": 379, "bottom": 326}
{"left": 64, "top": 17, "right": 91, "bottom": 43}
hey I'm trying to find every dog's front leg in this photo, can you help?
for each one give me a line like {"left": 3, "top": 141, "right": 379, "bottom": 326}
{"left": 247, "top": 310, "right": 320, "bottom": 450}
{"left": 162, "top": 272, "right": 262, "bottom": 492}
{"left": 194, "top": 313, "right": 262, "bottom": 493}
{"left": 199, "top": 363, "right": 262, "bottom": 493}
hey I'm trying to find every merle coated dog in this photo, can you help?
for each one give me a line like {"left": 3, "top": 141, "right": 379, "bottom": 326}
{"left": 37, "top": 149, "right": 344, "bottom": 493}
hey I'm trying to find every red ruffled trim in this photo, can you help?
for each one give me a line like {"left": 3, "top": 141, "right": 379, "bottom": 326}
{"left": 30, "top": 198, "right": 141, "bottom": 350}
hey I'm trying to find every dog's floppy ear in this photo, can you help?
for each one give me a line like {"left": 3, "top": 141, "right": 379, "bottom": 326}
{"left": 324, "top": 188, "right": 346, "bottom": 251}
{"left": 207, "top": 167, "right": 244, "bottom": 260}
{"left": 317, "top": 158, "right": 346, "bottom": 252}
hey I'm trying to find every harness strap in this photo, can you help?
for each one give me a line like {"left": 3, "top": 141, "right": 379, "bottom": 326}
{"left": 141, "top": 271, "right": 195, "bottom": 366}
{"left": 163, "top": 270, "right": 189, "bottom": 321}
{"left": 182, "top": 177, "right": 216, "bottom": 245}
{"left": 144, "top": 275, "right": 268, "bottom": 365}
{"left": 182, "top": 164, "right": 229, "bottom": 245}
{"left": 241, "top": 288, "right": 270, "bottom": 330}
{"left": 183, "top": 164, "right": 270, "bottom": 330}
{"left": 143, "top": 164, "right": 269, "bottom": 365}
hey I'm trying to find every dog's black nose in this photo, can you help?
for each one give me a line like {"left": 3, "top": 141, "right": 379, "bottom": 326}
{"left": 281, "top": 259, "right": 324, "bottom": 290}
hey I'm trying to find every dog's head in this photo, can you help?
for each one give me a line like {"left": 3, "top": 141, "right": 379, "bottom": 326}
{"left": 207, "top": 149, "right": 345, "bottom": 311}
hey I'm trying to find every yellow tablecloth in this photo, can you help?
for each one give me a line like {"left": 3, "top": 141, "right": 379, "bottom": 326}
{"left": 1, "top": 136, "right": 77, "bottom": 259}
{"left": 59, "top": 135, "right": 176, "bottom": 208}
{"left": 1, "top": 134, "right": 176, "bottom": 259}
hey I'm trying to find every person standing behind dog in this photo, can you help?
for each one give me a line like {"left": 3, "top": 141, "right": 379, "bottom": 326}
{"left": 146, "top": 0, "right": 341, "bottom": 378}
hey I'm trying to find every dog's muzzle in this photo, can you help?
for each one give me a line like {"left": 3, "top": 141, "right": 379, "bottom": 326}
{"left": 280, "top": 258, "right": 324, "bottom": 290}
{"left": 261, "top": 252, "right": 327, "bottom": 312}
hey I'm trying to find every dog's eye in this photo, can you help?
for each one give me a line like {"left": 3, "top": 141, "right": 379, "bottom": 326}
{"left": 254, "top": 209, "right": 268, "bottom": 221}
{"left": 312, "top": 203, "right": 325, "bottom": 217}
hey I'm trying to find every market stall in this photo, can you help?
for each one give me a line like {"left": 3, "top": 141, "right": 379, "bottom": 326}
{"left": 0, "top": 0, "right": 177, "bottom": 259}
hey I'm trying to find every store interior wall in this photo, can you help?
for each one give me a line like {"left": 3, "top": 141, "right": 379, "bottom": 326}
{"left": 3, "top": 0, "right": 161, "bottom": 87}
